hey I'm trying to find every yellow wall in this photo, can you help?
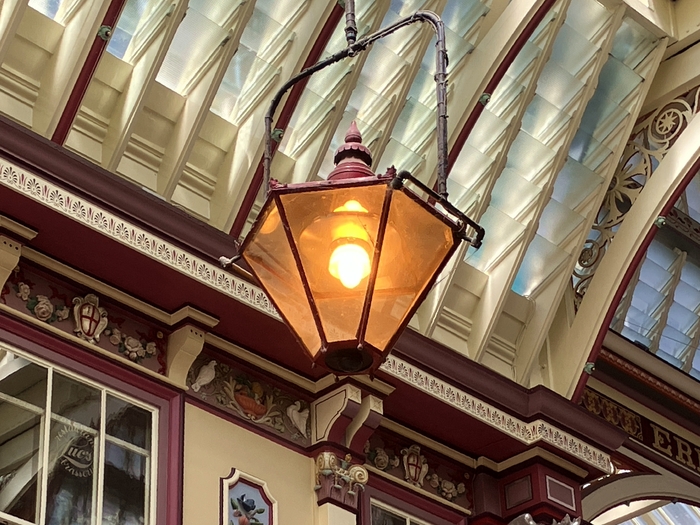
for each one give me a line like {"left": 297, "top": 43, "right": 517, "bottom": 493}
{"left": 183, "top": 403, "right": 317, "bottom": 525}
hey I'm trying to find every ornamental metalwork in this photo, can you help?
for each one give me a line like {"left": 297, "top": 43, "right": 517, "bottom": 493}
{"left": 573, "top": 86, "right": 700, "bottom": 302}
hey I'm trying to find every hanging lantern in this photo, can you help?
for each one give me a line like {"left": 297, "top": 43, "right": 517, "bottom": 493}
{"left": 239, "top": 123, "right": 479, "bottom": 375}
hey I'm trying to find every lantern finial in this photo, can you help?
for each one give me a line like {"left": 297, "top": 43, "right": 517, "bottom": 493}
{"left": 330, "top": 122, "right": 374, "bottom": 180}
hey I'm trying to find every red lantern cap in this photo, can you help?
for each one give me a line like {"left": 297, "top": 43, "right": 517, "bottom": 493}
{"left": 328, "top": 121, "right": 375, "bottom": 180}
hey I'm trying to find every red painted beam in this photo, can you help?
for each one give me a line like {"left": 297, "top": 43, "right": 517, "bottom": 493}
{"left": 447, "top": 0, "right": 558, "bottom": 171}
{"left": 51, "top": 0, "right": 129, "bottom": 145}
{"left": 229, "top": 4, "right": 344, "bottom": 239}
{"left": 571, "top": 154, "right": 700, "bottom": 403}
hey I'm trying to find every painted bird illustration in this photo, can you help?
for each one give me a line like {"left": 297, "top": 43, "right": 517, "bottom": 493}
{"left": 191, "top": 360, "right": 217, "bottom": 392}
{"left": 286, "top": 401, "right": 309, "bottom": 437}
{"left": 232, "top": 494, "right": 265, "bottom": 525}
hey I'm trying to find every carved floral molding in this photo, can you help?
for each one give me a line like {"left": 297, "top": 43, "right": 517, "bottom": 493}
{"left": 0, "top": 160, "right": 278, "bottom": 319}
{"left": 380, "top": 356, "right": 612, "bottom": 472}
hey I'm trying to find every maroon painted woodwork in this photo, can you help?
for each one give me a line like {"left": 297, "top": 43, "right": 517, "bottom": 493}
{"left": 362, "top": 478, "right": 468, "bottom": 525}
{"left": 52, "top": 0, "right": 129, "bottom": 144}
{"left": 498, "top": 464, "right": 581, "bottom": 524}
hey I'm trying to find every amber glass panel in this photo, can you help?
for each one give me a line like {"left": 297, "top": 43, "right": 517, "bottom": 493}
{"left": 281, "top": 183, "right": 387, "bottom": 343}
{"left": 366, "top": 190, "right": 456, "bottom": 351}
{"left": 243, "top": 200, "right": 322, "bottom": 356}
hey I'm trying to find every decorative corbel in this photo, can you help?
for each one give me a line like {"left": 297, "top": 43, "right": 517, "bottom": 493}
{"left": 168, "top": 324, "right": 206, "bottom": 388}
{"left": 311, "top": 384, "right": 383, "bottom": 454}
{"left": 509, "top": 513, "right": 581, "bottom": 525}
{"left": 314, "top": 451, "right": 369, "bottom": 511}
{"left": 0, "top": 216, "right": 36, "bottom": 289}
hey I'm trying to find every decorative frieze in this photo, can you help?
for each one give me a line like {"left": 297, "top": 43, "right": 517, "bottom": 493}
{"left": 1, "top": 263, "right": 168, "bottom": 374}
{"left": 0, "top": 160, "right": 278, "bottom": 319}
{"left": 380, "top": 355, "right": 613, "bottom": 473}
{"left": 581, "top": 386, "right": 700, "bottom": 478}
{"left": 187, "top": 352, "right": 311, "bottom": 445}
{"left": 365, "top": 429, "right": 474, "bottom": 511}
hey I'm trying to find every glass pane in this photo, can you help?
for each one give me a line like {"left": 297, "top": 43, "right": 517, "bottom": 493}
{"left": 366, "top": 190, "right": 455, "bottom": 351}
{"left": 371, "top": 504, "right": 407, "bottom": 525}
{"left": 0, "top": 357, "right": 48, "bottom": 408}
{"left": 282, "top": 184, "right": 387, "bottom": 344}
{"left": 106, "top": 395, "right": 152, "bottom": 451}
{"left": 106, "top": 0, "right": 153, "bottom": 60}
{"left": 243, "top": 200, "right": 322, "bottom": 355}
{"left": 52, "top": 374, "right": 101, "bottom": 430}
{"left": 156, "top": 8, "right": 228, "bottom": 94}
{"left": 28, "top": 0, "right": 63, "bottom": 19}
{"left": 0, "top": 404, "right": 43, "bottom": 523}
{"left": 102, "top": 442, "right": 148, "bottom": 525}
{"left": 45, "top": 419, "right": 98, "bottom": 525}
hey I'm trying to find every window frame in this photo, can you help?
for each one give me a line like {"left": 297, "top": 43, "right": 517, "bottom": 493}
{"left": 362, "top": 477, "right": 468, "bottom": 525}
{"left": 0, "top": 313, "right": 184, "bottom": 525}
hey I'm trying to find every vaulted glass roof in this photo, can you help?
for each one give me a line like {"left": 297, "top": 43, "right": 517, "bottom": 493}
{"left": 0, "top": 0, "right": 672, "bottom": 389}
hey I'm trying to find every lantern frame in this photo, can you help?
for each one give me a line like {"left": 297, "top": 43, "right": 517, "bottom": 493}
{"left": 221, "top": 1, "right": 486, "bottom": 376}
{"left": 238, "top": 168, "right": 482, "bottom": 375}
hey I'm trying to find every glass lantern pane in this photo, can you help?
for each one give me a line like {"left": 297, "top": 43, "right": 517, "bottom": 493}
{"left": 366, "top": 190, "right": 456, "bottom": 351}
{"left": 280, "top": 183, "right": 388, "bottom": 344}
{"left": 242, "top": 200, "right": 322, "bottom": 356}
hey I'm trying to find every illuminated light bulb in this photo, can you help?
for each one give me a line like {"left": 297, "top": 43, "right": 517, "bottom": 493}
{"left": 329, "top": 243, "right": 371, "bottom": 288}
{"left": 327, "top": 200, "right": 371, "bottom": 288}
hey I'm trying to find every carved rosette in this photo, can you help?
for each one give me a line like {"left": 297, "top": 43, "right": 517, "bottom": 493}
{"left": 314, "top": 452, "right": 368, "bottom": 511}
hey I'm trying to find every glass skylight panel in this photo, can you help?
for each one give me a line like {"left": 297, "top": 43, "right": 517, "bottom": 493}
{"left": 489, "top": 168, "right": 540, "bottom": 219}
{"left": 28, "top": 0, "right": 63, "bottom": 20}
{"left": 674, "top": 279, "right": 700, "bottom": 313}
{"left": 505, "top": 131, "right": 556, "bottom": 182}
{"left": 564, "top": 0, "right": 609, "bottom": 40}
{"left": 211, "top": 7, "right": 292, "bottom": 123}
{"left": 610, "top": 18, "right": 657, "bottom": 69}
{"left": 512, "top": 235, "right": 568, "bottom": 296}
{"left": 466, "top": 108, "right": 509, "bottom": 153}
{"left": 549, "top": 23, "right": 598, "bottom": 77}
{"left": 568, "top": 128, "right": 613, "bottom": 171}
{"left": 630, "top": 280, "right": 665, "bottom": 316}
{"left": 465, "top": 207, "right": 526, "bottom": 272}
{"left": 646, "top": 240, "right": 678, "bottom": 269}
{"left": 448, "top": 143, "right": 495, "bottom": 188}
{"left": 536, "top": 199, "right": 584, "bottom": 245}
{"left": 521, "top": 94, "right": 572, "bottom": 143}
{"left": 665, "top": 301, "right": 698, "bottom": 334}
{"left": 595, "top": 56, "right": 643, "bottom": 105}
{"left": 106, "top": 0, "right": 153, "bottom": 60}
{"left": 639, "top": 258, "right": 672, "bottom": 290}
{"left": 535, "top": 62, "right": 585, "bottom": 113}
{"left": 156, "top": 8, "right": 229, "bottom": 94}
{"left": 578, "top": 89, "right": 630, "bottom": 140}
{"left": 551, "top": 159, "right": 602, "bottom": 209}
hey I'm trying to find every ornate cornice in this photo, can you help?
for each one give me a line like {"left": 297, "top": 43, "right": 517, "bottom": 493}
{"left": 0, "top": 160, "right": 279, "bottom": 319}
{"left": 380, "top": 356, "right": 613, "bottom": 473}
{"left": 599, "top": 348, "right": 700, "bottom": 414}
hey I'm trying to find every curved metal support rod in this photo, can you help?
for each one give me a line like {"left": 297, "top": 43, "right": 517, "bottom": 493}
{"left": 263, "top": 10, "right": 449, "bottom": 198}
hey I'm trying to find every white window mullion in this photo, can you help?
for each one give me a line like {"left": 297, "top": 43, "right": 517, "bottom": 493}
{"left": 94, "top": 389, "right": 107, "bottom": 525}
{"left": 38, "top": 367, "right": 53, "bottom": 525}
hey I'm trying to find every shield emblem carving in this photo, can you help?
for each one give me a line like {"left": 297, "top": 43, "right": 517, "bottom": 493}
{"left": 401, "top": 444, "right": 429, "bottom": 487}
{"left": 73, "top": 294, "right": 108, "bottom": 344}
